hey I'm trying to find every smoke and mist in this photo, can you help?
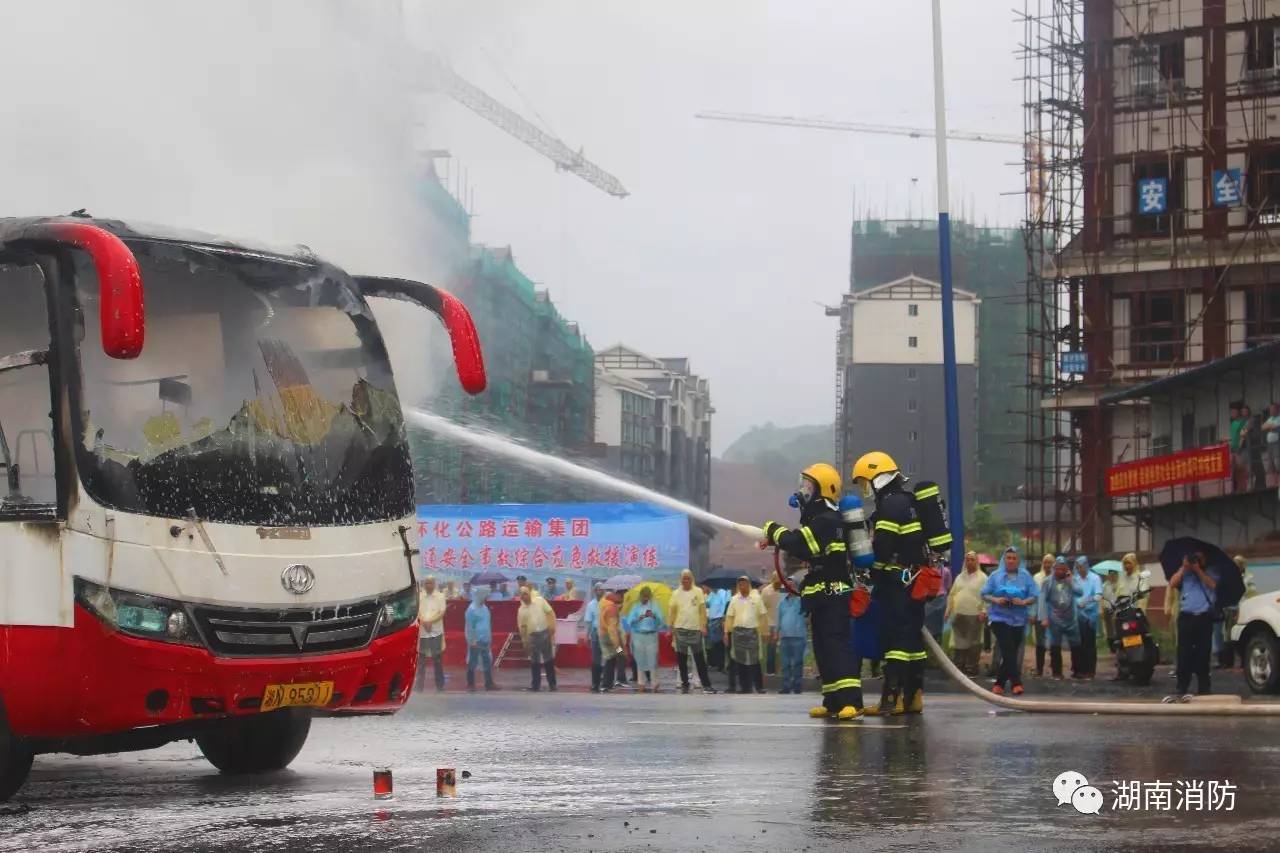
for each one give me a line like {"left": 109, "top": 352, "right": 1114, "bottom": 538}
{"left": 0, "top": 0, "right": 452, "bottom": 404}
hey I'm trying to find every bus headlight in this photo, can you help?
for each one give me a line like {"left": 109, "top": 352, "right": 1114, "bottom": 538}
{"left": 375, "top": 585, "right": 418, "bottom": 637}
{"left": 74, "top": 578, "right": 201, "bottom": 646}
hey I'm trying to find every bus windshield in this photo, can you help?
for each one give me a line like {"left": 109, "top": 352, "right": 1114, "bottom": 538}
{"left": 73, "top": 239, "right": 413, "bottom": 526}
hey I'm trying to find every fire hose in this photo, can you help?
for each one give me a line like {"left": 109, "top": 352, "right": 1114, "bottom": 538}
{"left": 920, "top": 627, "right": 1280, "bottom": 716}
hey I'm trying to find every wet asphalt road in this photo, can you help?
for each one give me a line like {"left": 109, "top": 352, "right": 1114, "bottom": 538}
{"left": 4, "top": 688, "right": 1280, "bottom": 853}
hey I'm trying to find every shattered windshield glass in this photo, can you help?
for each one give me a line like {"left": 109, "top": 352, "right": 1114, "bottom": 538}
{"left": 73, "top": 240, "right": 413, "bottom": 526}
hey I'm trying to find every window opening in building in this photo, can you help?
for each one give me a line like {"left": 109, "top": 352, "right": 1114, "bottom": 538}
{"left": 907, "top": 399, "right": 918, "bottom": 413}
{"left": 1249, "top": 148, "right": 1280, "bottom": 225}
{"left": 1131, "top": 40, "right": 1184, "bottom": 101}
{"left": 907, "top": 367, "right": 918, "bottom": 380}
{"left": 1130, "top": 291, "right": 1185, "bottom": 364}
{"left": 907, "top": 336, "right": 918, "bottom": 348}
{"left": 908, "top": 304, "right": 919, "bottom": 317}
{"left": 1131, "top": 44, "right": 1159, "bottom": 95}
{"left": 1246, "top": 23, "right": 1279, "bottom": 72}
{"left": 1243, "top": 283, "right": 1280, "bottom": 345}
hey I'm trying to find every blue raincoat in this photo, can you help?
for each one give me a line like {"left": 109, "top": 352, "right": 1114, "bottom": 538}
{"left": 981, "top": 553, "right": 1039, "bottom": 628}
{"left": 1037, "top": 559, "right": 1081, "bottom": 647}
{"left": 626, "top": 598, "right": 666, "bottom": 676}
{"left": 1073, "top": 557, "right": 1103, "bottom": 626}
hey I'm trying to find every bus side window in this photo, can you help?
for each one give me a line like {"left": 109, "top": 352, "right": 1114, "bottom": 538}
{"left": 0, "top": 262, "right": 56, "bottom": 508}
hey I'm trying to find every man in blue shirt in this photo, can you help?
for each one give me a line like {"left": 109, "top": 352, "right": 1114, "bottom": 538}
{"left": 1169, "top": 552, "right": 1218, "bottom": 699}
{"left": 776, "top": 586, "right": 808, "bottom": 694}
{"left": 583, "top": 583, "right": 605, "bottom": 692}
{"left": 1073, "top": 557, "right": 1104, "bottom": 679}
{"left": 464, "top": 587, "right": 496, "bottom": 691}
{"left": 705, "top": 584, "right": 731, "bottom": 672}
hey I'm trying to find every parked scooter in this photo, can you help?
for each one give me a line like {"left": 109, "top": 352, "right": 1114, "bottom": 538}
{"left": 1109, "top": 571, "right": 1159, "bottom": 686}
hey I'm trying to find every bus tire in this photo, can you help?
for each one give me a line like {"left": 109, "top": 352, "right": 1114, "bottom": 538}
{"left": 196, "top": 709, "right": 312, "bottom": 774}
{"left": 0, "top": 714, "right": 33, "bottom": 802}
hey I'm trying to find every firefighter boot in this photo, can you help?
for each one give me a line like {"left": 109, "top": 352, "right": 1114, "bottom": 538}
{"left": 809, "top": 706, "right": 832, "bottom": 718}
{"left": 836, "top": 705, "right": 864, "bottom": 720}
{"left": 864, "top": 690, "right": 902, "bottom": 717}
{"left": 903, "top": 661, "right": 925, "bottom": 713}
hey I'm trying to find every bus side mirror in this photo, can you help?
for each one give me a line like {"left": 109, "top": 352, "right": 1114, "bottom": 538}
{"left": 354, "top": 276, "right": 487, "bottom": 395}
{"left": 6, "top": 221, "right": 144, "bottom": 359}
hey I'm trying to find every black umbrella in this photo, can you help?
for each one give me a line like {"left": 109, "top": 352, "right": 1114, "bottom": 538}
{"left": 700, "top": 567, "right": 761, "bottom": 590}
{"left": 1158, "top": 537, "right": 1245, "bottom": 609}
{"left": 469, "top": 570, "right": 511, "bottom": 585}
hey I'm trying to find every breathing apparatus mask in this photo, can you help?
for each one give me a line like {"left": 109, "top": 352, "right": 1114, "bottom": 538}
{"left": 789, "top": 474, "right": 818, "bottom": 509}
{"left": 853, "top": 471, "right": 902, "bottom": 511}
{"left": 851, "top": 476, "right": 876, "bottom": 513}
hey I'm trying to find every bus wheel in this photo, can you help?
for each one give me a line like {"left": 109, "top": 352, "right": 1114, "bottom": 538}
{"left": 0, "top": 731, "right": 33, "bottom": 802}
{"left": 196, "top": 709, "right": 312, "bottom": 774}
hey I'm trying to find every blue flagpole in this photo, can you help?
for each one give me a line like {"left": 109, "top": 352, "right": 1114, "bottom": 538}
{"left": 931, "top": 0, "right": 964, "bottom": 573}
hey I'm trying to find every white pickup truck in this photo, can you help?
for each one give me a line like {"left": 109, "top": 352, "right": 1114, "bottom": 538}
{"left": 1231, "top": 593, "right": 1280, "bottom": 693}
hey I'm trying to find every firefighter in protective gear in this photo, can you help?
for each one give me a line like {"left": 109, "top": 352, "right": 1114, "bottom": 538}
{"left": 761, "top": 463, "right": 864, "bottom": 719}
{"left": 851, "top": 451, "right": 950, "bottom": 716}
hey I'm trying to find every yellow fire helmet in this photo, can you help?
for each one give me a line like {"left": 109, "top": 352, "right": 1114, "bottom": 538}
{"left": 800, "top": 462, "right": 842, "bottom": 502}
{"left": 851, "top": 451, "right": 900, "bottom": 485}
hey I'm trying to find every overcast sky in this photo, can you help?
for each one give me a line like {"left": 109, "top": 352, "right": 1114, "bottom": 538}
{"left": 411, "top": 0, "right": 1025, "bottom": 451}
{"left": 0, "top": 1, "right": 1023, "bottom": 455}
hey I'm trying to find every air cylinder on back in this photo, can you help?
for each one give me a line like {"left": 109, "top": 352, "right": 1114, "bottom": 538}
{"left": 913, "top": 481, "right": 952, "bottom": 556}
{"left": 838, "top": 494, "right": 875, "bottom": 569}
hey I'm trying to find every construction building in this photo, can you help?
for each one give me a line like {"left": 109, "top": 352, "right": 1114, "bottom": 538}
{"left": 408, "top": 164, "right": 596, "bottom": 503}
{"left": 838, "top": 219, "right": 1025, "bottom": 504}
{"left": 1022, "top": 0, "right": 1280, "bottom": 555}
{"left": 833, "top": 273, "right": 981, "bottom": 508}
{"left": 594, "top": 345, "right": 714, "bottom": 571}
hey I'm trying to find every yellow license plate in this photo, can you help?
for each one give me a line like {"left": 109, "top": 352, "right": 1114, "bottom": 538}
{"left": 1122, "top": 634, "right": 1143, "bottom": 648}
{"left": 261, "top": 680, "right": 334, "bottom": 712}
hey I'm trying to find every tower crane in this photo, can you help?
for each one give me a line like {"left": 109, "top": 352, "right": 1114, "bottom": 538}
{"left": 694, "top": 110, "right": 1021, "bottom": 146}
{"left": 696, "top": 109, "right": 1042, "bottom": 218}
{"left": 345, "top": 1, "right": 629, "bottom": 198}
{"left": 409, "top": 52, "right": 629, "bottom": 198}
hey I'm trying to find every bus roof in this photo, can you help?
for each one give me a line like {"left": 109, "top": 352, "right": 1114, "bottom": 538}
{"left": 0, "top": 214, "right": 328, "bottom": 268}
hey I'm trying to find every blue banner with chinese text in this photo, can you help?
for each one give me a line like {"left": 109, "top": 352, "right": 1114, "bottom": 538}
{"left": 415, "top": 502, "right": 689, "bottom": 589}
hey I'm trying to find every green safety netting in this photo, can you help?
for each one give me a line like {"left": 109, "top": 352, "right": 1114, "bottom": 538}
{"left": 408, "top": 241, "right": 595, "bottom": 504}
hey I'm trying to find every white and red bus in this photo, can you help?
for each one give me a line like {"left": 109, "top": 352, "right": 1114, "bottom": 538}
{"left": 0, "top": 215, "right": 486, "bottom": 799}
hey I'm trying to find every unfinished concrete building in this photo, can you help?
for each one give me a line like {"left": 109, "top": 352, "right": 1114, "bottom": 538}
{"left": 1023, "top": 0, "right": 1280, "bottom": 555}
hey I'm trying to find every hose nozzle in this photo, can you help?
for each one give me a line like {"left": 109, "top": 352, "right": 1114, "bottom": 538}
{"left": 730, "top": 523, "right": 765, "bottom": 542}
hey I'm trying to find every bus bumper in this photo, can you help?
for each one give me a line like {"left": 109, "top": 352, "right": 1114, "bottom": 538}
{"left": 3, "top": 604, "right": 418, "bottom": 738}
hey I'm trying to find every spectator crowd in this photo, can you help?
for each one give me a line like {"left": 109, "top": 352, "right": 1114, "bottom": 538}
{"left": 1229, "top": 400, "right": 1280, "bottom": 492}
{"left": 414, "top": 550, "right": 1259, "bottom": 701}
{"left": 938, "top": 547, "right": 1259, "bottom": 701}
{"left": 414, "top": 570, "right": 817, "bottom": 696}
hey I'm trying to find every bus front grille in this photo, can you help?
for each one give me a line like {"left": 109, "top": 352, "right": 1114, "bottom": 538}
{"left": 190, "top": 600, "right": 382, "bottom": 657}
